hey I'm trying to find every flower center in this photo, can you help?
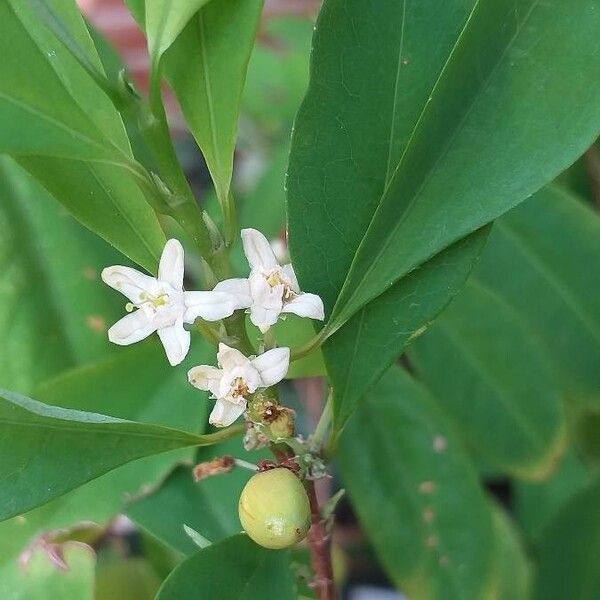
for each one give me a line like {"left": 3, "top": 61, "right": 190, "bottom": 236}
{"left": 126, "top": 292, "right": 170, "bottom": 312}
{"left": 230, "top": 377, "right": 250, "bottom": 399}
{"left": 265, "top": 270, "right": 297, "bottom": 302}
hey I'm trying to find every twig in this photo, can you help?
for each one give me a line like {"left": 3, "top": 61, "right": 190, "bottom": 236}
{"left": 306, "top": 480, "right": 337, "bottom": 600}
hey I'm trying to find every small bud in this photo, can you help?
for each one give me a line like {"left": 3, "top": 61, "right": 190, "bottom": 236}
{"left": 239, "top": 468, "right": 311, "bottom": 549}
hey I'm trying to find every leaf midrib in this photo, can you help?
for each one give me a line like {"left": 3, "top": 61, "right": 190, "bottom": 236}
{"left": 333, "top": 0, "right": 541, "bottom": 327}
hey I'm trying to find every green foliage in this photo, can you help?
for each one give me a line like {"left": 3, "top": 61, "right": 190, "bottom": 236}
{"left": 0, "top": 388, "right": 236, "bottom": 522}
{"left": 287, "top": 0, "right": 600, "bottom": 431}
{"left": 475, "top": 185, "right": 600, "bottom": 409}
{"left": 0, "top": 0, "right": 599, "bottom": 596}
{"left": 534, "top": 477, "right": 600, "bottom": 600}
{"left": 0, "top": 543, "right": 95, "bottom": 600}
{"left": 0, "top": 158, "right": 122, "bottom": 392}
{"left": 156, "top": 534, "right": 295, "bottom": 599}
{"left": 338, "top": 367, "right": 496, "bottom": 599}
{"left": 0, "top": 0, "right": 165, "bottom": 272}
{"left": 410, "top": 280, "right": 566, "bottom": 479}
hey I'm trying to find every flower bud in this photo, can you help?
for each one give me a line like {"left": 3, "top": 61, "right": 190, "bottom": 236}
{"left": 238, "top": 468, "right": 311, "bottom": 549}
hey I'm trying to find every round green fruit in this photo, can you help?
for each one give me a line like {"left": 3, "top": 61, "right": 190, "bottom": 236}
{"left": 238, "top": 468, "right": 311, "bottom": 549}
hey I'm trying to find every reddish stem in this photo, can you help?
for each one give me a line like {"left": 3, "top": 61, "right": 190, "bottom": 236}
{"left": 306, "top": 480, "right": 337, "bottom": 600}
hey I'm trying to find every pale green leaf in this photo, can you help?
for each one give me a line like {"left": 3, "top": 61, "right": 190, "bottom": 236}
{"left": 338, "top": 367, "right": 495, "bottom": 599}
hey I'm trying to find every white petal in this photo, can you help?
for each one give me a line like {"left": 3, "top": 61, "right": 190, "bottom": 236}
{"left": 281, "top": 263, "right": 300, "bottom": 293}
{"left": 217, "top": 343, "right": 250, "bottom": 370}
{"left": 282, "top": 293, "right": 325, "bottom": 321}
{"left": 158, "top": 239, "right": 185, "bottom": 290}
{"left": 213, "top": 278, "right": 252, "bottom": 308}
{"left": 209, "top": 397, "right": 247, "bottom": 427}
{"left": 248, "top": 273, "right": 283, "bottom": 332}
{"left": 251, "top": 347, "right": 290, "bottom": 387}
{"left": 241, "top": 228, "right": 278, "bottom": 270}
{"left": 157, "top": 319, "right": 190, "bottom": 366}
{"left": 183, "top": 291, "right": 237, "bottom": 323}
{"left": 188, "top": 365, "right": 223, "bottom": 396}
{"left": 108, "top": 310, "right": 156, "bottom": 345}
{"left": 102, "top": 266, "right": 159, "bottom": 303}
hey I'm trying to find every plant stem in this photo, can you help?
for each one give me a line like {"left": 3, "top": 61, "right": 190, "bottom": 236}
{"left": 311, "top": 389, "right": 332, "bottom": 451}
{"left": 306, "top": 480, "right": 337, "bottom": 600}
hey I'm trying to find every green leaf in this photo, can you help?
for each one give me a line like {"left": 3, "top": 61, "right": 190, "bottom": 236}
{"left": 0, "top": 158, "right": 124, "bottom": 392}
{"left": 338, "top": 367, "right": 495, "bottom": 599}
{"left": 488, "top": 504, "right": 531, "bottom": 600}
{"left": 514, "top": 449, "right": 590, "bottom": 544}
{"left": 141, "top": 0, "right": 213, "bottom": 70}
{"left": 475, "top": 185, "right": 600, "bottom": 409}
{"left": 0, "top": 388, "right": 238, "bottom": 522}
{"left": 0, "top": 0, "right": 130, "bottom": 161}
{"left": 156, "top": 534, "right": 295, "bottom": 600}
{"left": 0, "top": 1, "right": 166, "bottom": 271}
{"left": 288, "top": 0, "right": 600, "bottom": 336}
{"left": 0, "top": 542, "right": 95, "bottom": 600}
{"left": 410, "top": 281, "right": 566, "bottom": 479}
{"left": 96, "top": 557, "right": 161, "bottom": 600}
{"left": 129, "top": 438, "right": 268, "bottom": 555}
{"left": 534, "top": 477, "right": 600, "bottom": 600}
{"left": 163, "top": 0, "right": 263, "bottom": 206}
{"left": 327, "top": 228, "right": 489, "bottom": 434}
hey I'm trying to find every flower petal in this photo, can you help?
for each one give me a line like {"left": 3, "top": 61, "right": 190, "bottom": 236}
{"left": 157, "top": 319, "right": 190, "bottom": 366}
{"left": 108, "top": 310, "right": 156, "bottom": 345}
{"left": 217, "top": 343, "right": 250, "bottom": 370}
{"left": 241, "top": 228, "right": 278, "bottom": 270}
{"left": 102, "top": 266, "right": 159, "bottom": 303}
{"left": 188, "top": 365, "right": 223, "bottom": 396}
{"left": 281, "top": 263, "right": 301, "bottom": 293}
{"left": 282, "top": 293, "right": 325, "bottom": 321}
{"left": 213, "top": 278, "right": 252, "bottom": 308}
{"left": 158, "top": 239, "right": 185, "bottom": 290}
{"left": 248, "top": 273, "right": 282, "bottom": 333}
{"left": 209, "top": 397, "right": 247, "bottom": 427}
{"left": 183, "top": 291, "right": 237, "bottom": 323}
{"left": 251, "top": 347, "right": 290, "bottom": 387}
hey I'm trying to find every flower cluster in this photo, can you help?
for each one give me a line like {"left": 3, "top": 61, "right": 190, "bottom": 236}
{"left": 102, "top": 229, "right": 324, "bottom": 427}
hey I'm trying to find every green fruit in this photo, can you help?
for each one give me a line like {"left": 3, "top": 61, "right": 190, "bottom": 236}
{"left": 238, "top": 468, "right": 311, "bottom": 549}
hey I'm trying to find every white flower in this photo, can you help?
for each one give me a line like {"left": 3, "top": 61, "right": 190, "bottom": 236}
{"left": 215, "top": 228, "right": 325, "bottom": 333}
{"left": 188, "top": 343, "right": 290, "bottom": 427}
{"left": 102, "top": 239, "right": 238, "bottom": 366}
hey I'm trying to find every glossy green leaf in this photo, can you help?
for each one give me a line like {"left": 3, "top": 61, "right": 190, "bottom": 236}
{"left": 143, "top": 0, "right": 212, "bottom": 68}
{"left": 0, "top": 158, "right": 123, "bottom": 392}
{"left": 410, "top": 281, "right": 566, "bottom": 479}
{"left": 327, "top": 228, "right": 489, "bottom": 434}
{"left": 488, "top": 504, "right": 531, "bottom": 600}
{"left": 514, "top": 449, "right": 589, "bottom": 544}
{"left": 476, "top": 185, "right": 600, "bottom": 409}
{"left": 156, "top": 534, "right": 295, "bottom": 600}
{"left": 0, "top": 1, "right": 165, "bottom": 271}
{"left": 0, "top": 388, "right": 238, "bottom": 522}
{"left": 338, "top": 367, "right": 495, "bottom": 599}
{"left": 534, "top": 477, "right": 600, "bottom": 600}
{"left": 163, "top": 0, "right": 263, "bottom": 206}
{"left": 0, "top": 0, "right": 131, "bottom": 162}
{"left": 0, "top": 542, "right": 95, "bottom": 600}
{"left": 288, "top": 0, "right": 600, "bottom": 336}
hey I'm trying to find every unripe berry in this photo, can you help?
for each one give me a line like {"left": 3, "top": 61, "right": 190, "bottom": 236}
{"left": 238, "top": 468, "right": 311, "bottom": 549}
